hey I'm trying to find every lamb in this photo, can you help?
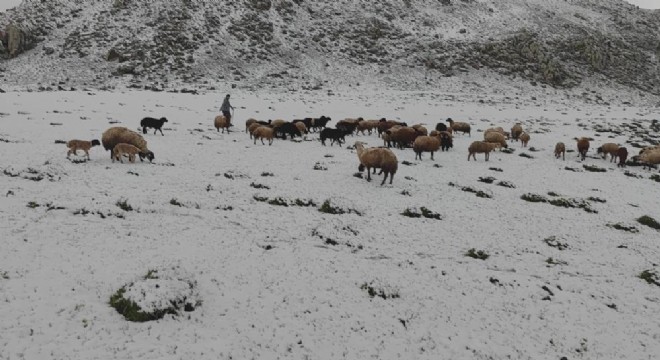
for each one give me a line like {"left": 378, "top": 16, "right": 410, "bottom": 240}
{"left": 468, "top": 141, "right": 501, "bottom": 161}
{"left": 253, "top": 126, "right": 275, "bottom": 146}
{"left": 519, "top": 132, "right": 530, "bottom": 147}
{"left": 101, "top": 127, "right": 154, "bottom": 162}
{"left": 66, "top": 139, "right": 100, "bottom": 160}
{"left": 446, "top": 118, "right": 471, "bottom": 136}
{"left": 554, "top": 142, "right": 566, "bottom": 160}
{"left": 597, "top": 143, "right": 620, "bottom": 162}
{"left": 483, "top": 131, "right": 508, "bottom": 149}
{"left": 354, "top": 141, "right": 398, "bottom": 185}
{"left": 511, "top": 123, "right": 523, "bottom": 141}
{"left": 576, "top": 137, "right": 590, "bottom": 161}
{"left": 112, "top": 143, "right": 142, "bottom": 163}
{"left": 616, "top": 147, "right": 628, "bottom": 168}
{"left": 140, "top": 117, "right": 168, "bottom": 136}
{"left": 413, "top": 134, "right": 441, "bottom": 160}
{"left": 214, "top": 115, "right": 231, "bottom": 133}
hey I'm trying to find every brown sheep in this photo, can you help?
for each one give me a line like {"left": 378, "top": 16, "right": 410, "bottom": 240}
{"left": 636, "top": 149, "right": 660, "bottom": 170}
{"left": 446, "top": 118, "right": 471, "bottom": 136}
{"left": 412, "top": 124, "right": 428, "bottom": 136}
{"left": 354, "top": 141, "right": 398, "bottom": 185}
{"left": 554, "top": 142, "right": 566, "bottom": 160}
{"left": 519, "top": 132, "right": 530, "bottom": 147}
{"left": 616, "top": 147, "right": 628, "bottom": 168}
{"left": 511, "top": 123, "right": 523, "bottom": 141}
{"left": 413, "top": 134, "right": 441, "bottom": 160}
{"left": 66, "top": 139, "right": 100, "bottom": 160}
{"left": 214, "top": 115, "right": 231, "bottom": 133}
{"left": 245, "top": 118, "right": 258, "bottom": 133}
{"left": 468, "top": 141, "right": 501, "bottom": 161}
{"left": 294, "top": 121, "right": 308, "bottom": 135}
{"left": 101, "top": 127, "right": 154, "bottom": 162}
{"left": 247, "top": 123, "right": 263, "bottom": 139}
{"left": 483, "top": 131, "right": 508, "bottom": 149}
{"left": 597, "top": 143, "right": 620, "bottom": 162}
{"left": 387, "top": 126, "right": 419, "bottom": 149}
{"left": 576, "top": 137, "right": 590, "bottom": 161}
{"left": 253, "top": 126, "right": 275, "bottom": 145}
{"left": 377, "top": 118, "right": 406, "bottom": 137}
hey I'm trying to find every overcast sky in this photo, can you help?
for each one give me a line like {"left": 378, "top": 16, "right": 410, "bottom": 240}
{"left": 1, "top": 0, "right": 659, "bottom": 14}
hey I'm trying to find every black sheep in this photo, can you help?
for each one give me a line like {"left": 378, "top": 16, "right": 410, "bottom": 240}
{"left": 140, "top": 117, "right": 168, "bottom": 136}
{"left": 435, "top": 123, "right": 448, "bottom": 132}
{"left": 440, "top": 133, "right": 453, "bottom": 151}
{"left": 320, "top": 127, "right": 350, "bottom": 146}
{"left": 309, "top": 116, "right": 331, "bottom": 132}
{"left": 275, "top": 122, "right": 302, "bottom": 140}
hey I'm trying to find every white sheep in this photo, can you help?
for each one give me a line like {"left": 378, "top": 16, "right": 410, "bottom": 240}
{"left": 101, "top": 127, "right": 154, "bottom": 162}
{"left": 637, "top": 149, "right": 660, "bottom": 170}
{"left": 66, "top": 139, "right": 100, "bottom": 160}
{"left": 354, "top": 141, "right": 398, "bottom": 185}
{"left": 554, "top": 142, "right": 566, "bottom": 160}
{"left": 253, "top": 126, "right": 275, "bottom": 145}
{"left": 468, "top": 141, "right": 501, "bottom": 161}
{"left": 112, "top": 143, "right": 142, "bottom": 163}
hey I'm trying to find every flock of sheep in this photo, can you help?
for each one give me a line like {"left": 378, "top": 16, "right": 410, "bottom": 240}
{"left": 65, "top": 113, "right": 660, "bottom": 185}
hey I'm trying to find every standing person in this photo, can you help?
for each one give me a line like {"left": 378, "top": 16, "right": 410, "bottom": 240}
{"left": 220, "top": 94, "right": 235, "bottom": 127}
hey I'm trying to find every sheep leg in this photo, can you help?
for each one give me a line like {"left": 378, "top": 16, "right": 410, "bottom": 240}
{"left": 366, "top": 168, "right": 372, "bottom": 181}
{"left": 431, "top": 152, "right": 434, "bottom": 160}
{"left": 85, "top": 150, "right": 90, "bottom": 160}
{"left": 485, "top": 152, "right": 490, "bottom": 161}
{"left": 380, "top": 172, "right": 387, "bottom": 186}
{"left": 261, "top": 138, "right": 265, "bottom": 145}
{"left": 254, "top": 137, "right": 257, "bottom": 145}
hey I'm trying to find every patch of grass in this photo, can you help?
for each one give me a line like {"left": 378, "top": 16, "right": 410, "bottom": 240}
{"left": 401, "top": 160, "right": 415, "bottom": 166}
{"left": 54, "top": 140, "right": 67, "bottom": 144}
{"left": 638, "top": 270, "right": 660, "bottom": 287}
{"left": 496, "top": 181, "right": 516, "bottom": 188}
{"left": 651, "top": 174, "right": 660, "bottom": 183}
{"left": 318, "top": 199, "right": 362, "bottom": 216}
{"left": 404, "top": 176, "right": 417, "bottom": 182}
{"left": 313, "top": 162, "right": 327, "bottom": 171}
{"left": 583, "top": 164, "right": 607, "bottom": 172}
{"left": 501, "top": 148, "right": 515, "bottom": 154}
{"left": 294, "top": 198, "right": 317, "bottom": 207}
{"left": 401, "top": 207, "right": 442, "bottom": 220}
{"left": 521, "top": 193, "right": 548, "bottom": 203}
{"left": 548, "top": 198, "right": 597, "bottom": 213}
{"left": 267, "top": 197, "right": 289, "bottom": 206}
{"left": 73, "top": 208, "right": 91, "bottom": 215}
{"left": 543, "top": 236, "right": 569, "bottom": 250}
{"left": 250, "top": 182, "right": 270, "bottom": 190}
{"left": 587, "top": 196, "right": 606, "bottom": 203}
{"left": 489, "top": 167, "right": 503, "bottom": 172}
{"left": 547, "top": 191, "right": 560, "bottom": 197}
{"left": 564, "top": 166, "right": 581, "bottom": 172}
{"left": 253, "top": 195, "right": 268, "bottom": 202}
{"left": 170, "top": 198, "right": 183, "bottom": 207}
{"left": 223, "top": 172, "right": 234, "bottom": 179}
{"left": 109, "top": 287, "right": 174, "bottom": 322}
{"left": 519, "top": 153, "right": 534, "bottom": 159}
{"left": 116, "top": 198, "right": 133, "bottom": 212}
{"left": 545, "top": 257, "right": 568, "bottom": 266}
{"left": 360, "top": 282, "right": 400, "bottom": 300}
{"left": 448, "top": 182, "right": 492, "bottom": 199}
{"left": 465, "top": 248, "right": 489, "bottom": 260}
{"left": 607, "top": 223, "right": 639, "bottom": 233}
{"left": 528, "top": 147, "right": 540, "bottom": 152}
{"left": 624, "top": 171, "right": 643, "bottom": 178}
{"left": 478, "top": 176, "right": 496, "bottom": 184}
{"left": 261, "top": 172, "right": 274, "bottom": 177}
{"left": 0, "top": 271, "right": 8, "bottom": 280}
{"left": 400, "top": 189, "right": 412, "bottom": 196}
{"left": 637, "top": 215, "right": 660, "bottom": 230}
{"left": 27, "top": 201, "right": 40, "bottom": 208}
{"left": 353, "top": 172, "right": 363, "bottom": 179}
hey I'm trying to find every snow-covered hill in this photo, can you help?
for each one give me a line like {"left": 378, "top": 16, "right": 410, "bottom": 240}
{"left": 1, "top": 0, "right": 660, "bottom": 95}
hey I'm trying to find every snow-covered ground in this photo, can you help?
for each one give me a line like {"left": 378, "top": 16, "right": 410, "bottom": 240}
{"left": 1, "top": 86, "right": 659, "bottom": 359}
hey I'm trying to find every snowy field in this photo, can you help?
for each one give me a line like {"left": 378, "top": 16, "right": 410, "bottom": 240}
{"left": 1, "top": 87, "right": 659, "bottom": 359}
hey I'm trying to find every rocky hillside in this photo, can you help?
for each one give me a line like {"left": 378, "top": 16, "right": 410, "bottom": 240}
{"left": 1, "top": 0, "right": 659, "bottom": 94}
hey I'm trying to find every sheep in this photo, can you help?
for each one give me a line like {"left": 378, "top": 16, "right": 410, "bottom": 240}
{"left": 597, "top": 143, "right": 620, "bottom": 162}
{"left": 413, "top": 134, "right": 441, "bottom": 160}
{"left": 616, "top": 147, "right": 628, "bottom": 168}
{"left": 247, "top": 122, "right": 264, "bottom": 139}
{"left": 275, "top": 122, "right": 302, "bottom": 140}
{"left": 66, "top": 139, "right": 100, "bottom": 160}
{"left": 112, "top": 143, "right": 142, "bottom": 163}
{"left": 140, "top": 117, "right": 168, "bottom": 136}
{"left": 511, "top": 123, "right": 523, "bottom": 141}
{"left": 356, "top": 119, "right": 380, "bottom": 135}
{"left": 483, "top": 131, "right": 508, "bottom": 149}
{"left": 446, "top": 118, "right": 471, "bottom": 136}
{"left": 484, "top": 127, "right": 507, "bottom": 139}
{"left": 270, "top": 119, "right": 287, "bottom": 129}
{"left": 576, "top": 137, "right": 590, "bottom": 161}
{"left": 253, "top": 126, "right": 275, "bottom": 145}
{"left": 336, "top": 120, "right": 359, "bottom": 136}
{"left": 519, "top": 132, "right": 530, "bottom": 147}
{"left": 638, "top": 145, "right": 660, "bottom": 155}
{"left": 435, "top": 122, "right": 448, "bottom": 132}
{"left": 320, "top": 127, "right": 350, "bottom": 146}
{"left": 308, "top": 116, "right": 331, "bottom": 132}
{"left": 439, "top": 131, "right": 453, "bottom": 151}
{"left": 387, "top": 126, "right": 419, "bottom": 149}
{"left": 294, "top": 121, "right": 308, "bottom": 135}
{"left": 101, "top": 127, "right": 154, "bottom": 162}
{"left": 214, "top": 115, "right": 231, "bottom": 133}
{"left": 635, "top": 149, "right": 660, "bottom": 170}
{"left": 412, "top": 124, "right": 428, "bottom": 136}
{"left": 377, "top": 118, "right": 406, "bottom": 137}
{"left": 245, "top": 118, "right": 258, "bottom": 133}
{"left": 354, "top": 141, "right": 398, "bottom": 185}
{"left": 554, "top": 142, "right": 566, "bottom": 160}
{"left": 468, "top": 141, "right": 501, "bottom": 161}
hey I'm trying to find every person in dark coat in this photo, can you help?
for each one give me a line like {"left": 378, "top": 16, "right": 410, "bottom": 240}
{"left": 220, "top": 94, "right": 235, "bottom": 126}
